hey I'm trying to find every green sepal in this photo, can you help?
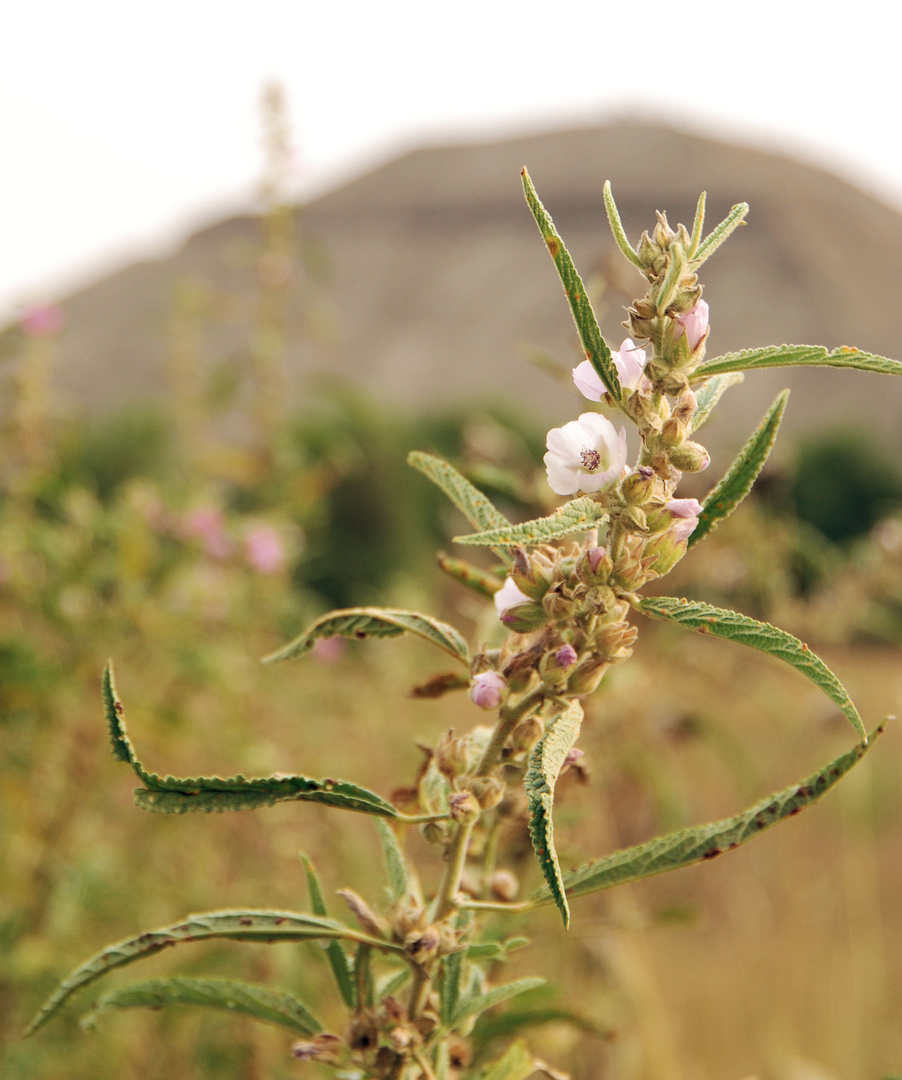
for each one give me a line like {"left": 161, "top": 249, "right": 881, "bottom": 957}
{"left": 450, "top": 977, "right": 546, "bottom": 1030}
{"left": 690, "top": 372, "right": 744, "bottom": 433}
{"left": 103, "top": 664, "right": 398, "bottom": 818}
{"left": 264, "top": 607, "right": 470, "bottom": 666}
{"left": 602, "top": 181, "right": 644, "bottom": 270}
{"left": 635, "top": 597, "right": 867, "bottom": 742}
{"left": 531, "top": 724, "right": 884, "bottom": 905}
{"left": 300, "top": 853, "right": 356, "bottom": 1007}
{"left": 469, "top": 1040, "right": 537, "bottom": 1080}
{"left": 79, "top": 976, "right": 321, "bottom": 1036}
{"left": 692, "top": 201, "right": 749, "bottom": 267}
{"left": 696, "top": 343, "right": 902, "bottom": 380}
{"left": 525, "top": 701, "right": 583, "bottom": 929}
{"left": 408, "top": 451, "right": 514, "bottom": 566}
{"left": 454, "top": 498, "right": 607, "bottom": 548}
{"left": 522, "top": 167, "right": 623, "bottom": 403}
{"left": 689, "top": 390, "right": 789, "bottom": 547}
{"left": 25, "top": 909, "right": 400, "bottom": 1037}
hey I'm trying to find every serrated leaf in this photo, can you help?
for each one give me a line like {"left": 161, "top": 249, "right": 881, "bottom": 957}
{"left": 374, "top": 818, "right": 419, "bottom": 905}
{"left": 602, "top": 181, "right": 644, "bottom": 270}
{"left": 79, "top": 976, "right": 321, "bottom": 1036}
{"left": 300, "top": 854, "right": 355, "bottom": 1007}
{"left": 25, "top": 909, "right": 397, "bottom": 1037}
{"left": 454, "top": 498, "right": 607, "bottom": 548}
{"left": 408, "top": 451, "right": 514, "bottom": 566}
{"left": 525, "top": 701, "right": 583, "bottom": 929}
{"left": 689, "top": 390, "right": 788, "bottom": 548}
{"left": 472, "top": 1040, "right": 538, "bottom": 1080}
{"left": 692, "top": 201, "right": 749, "bottom": 266}
{"left": 636, "top": 597, "right": 867, "bottom": 742}
{"left": 522, "top": 167, "right": 622, "bottom": 403}
{"left": 263, "top": 607, "right": 470, "bottom": 666}
{"left": 687, "top": 191, "right": 706, "bottom": 258}
{"left": 696, "top": 343, "right": 902, "bottom": 380}
{"left": 531, "top": 724, "right": 884, "bottom": 904}
{"left": 438, "top": 552, "right": 505, "bottom": 598}
{"left": 104, "top": 663, "right": 399, "bottom": 818}
{"left": 690, "top": 372, "right": 744, "bottom": 433}
{"left": 451, "top": 977, "right": 546, "bottom": 1030}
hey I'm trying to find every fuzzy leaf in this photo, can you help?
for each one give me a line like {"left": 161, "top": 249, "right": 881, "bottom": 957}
{"left": 525, "top": 701, "right": 584, "bottom": 929}
{"left": 696, "top": 343, "right": 902, "bottom": 380}
{"left": 690, "top": 372, "right": 744, "bottom": 433}
{"left": 103, "top": 664, "right": 399, "bottom": 817}
{"left": 438, "top": 552, "right": 505, "bottom": 598}
{"left": 473, "top": 1040, "right": 538, "bottom": 1080}
{"left": 263, "top": 607, "right": 470, "bottom": 666}
{"left": 451, "top": 977, "right": 546, "bottom": 1030}
{"left": 522, "top": 167, "right": 622, "bottom": 402}
{"left": 692, "top": 201, "right": 749, "bottom": 266}
{"left": 602, "top": 181, "right": 644, "bottom": 270}
{"left": 690, "top": 390, "right": 789, "bottom": 547}
{"left": 79, "top": 976, "right": 321, "bottom": 1036}
{"left": 408, "top": 451, "right": 514, "bottom": 566}
{"left": 300, "top": 853, "right": 355, "bottom": 1007}
{"left": 454, "top": 498, "right": 607, "bottom": 548}
{"left": 531, "top": 724, "right": 884, "bottom": 905}
{"left": 25, "top": 909, "right": 398, "bottom": 1037}
{"left": 636, "top": 598, "right": 867, "bottom": 742}
{"left": 374, "top": 818, "right": 418, "bottom": 905}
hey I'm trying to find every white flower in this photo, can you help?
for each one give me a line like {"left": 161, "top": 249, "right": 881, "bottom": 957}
{"left": 469, "top": 671, "right": 507, "bottom": 710}
{"left": 572, "top": 339, "right": 648, "bottom": 400}
{"left": 493, "top": 576, "right": 531, "bottom": 617}
{"left": 544, "top": 412, "right": 628, "bottom": 496}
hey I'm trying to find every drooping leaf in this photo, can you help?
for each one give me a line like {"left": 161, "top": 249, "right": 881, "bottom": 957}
{"left": 300, "top": 853, "right": 355, "bottom": 1008}
{"left": 25, "top": 909, "right": 399, "bottom": 1037}
{"left": 374, "top": 818, "right": 419, "bottom": 905}
{"left": 103, "top": 663, "right": 400, "bottom": 817}
{"left": 454, "top": 498, "right": 607, "bottom": 548}
{"left": 692, "top": 201, "right": 749, "bottom": 266}
{"left": 80, "top": 976, "right": 321, "bottom": 1036}
{"left": 531, "top": 724, "right": 883, "bottom": 905}
{"left": 451, "top": 977, "right": 546, "bottom": 1030}
{"left": 636, "top": 597, "right": 867, "bottom": 741}
{"left": 408, "top": 451, "right": 514, "bottom": 566}
{"left": 522, "top": 167, "right": 622, "bottom": 402}
{"left": 472, "top": 1040, "right": 538, "bottom": 1080}
{"left": 696, "top": 343, "right": 902, "bottom": 380}
{"left": 602, "top": 181, "right": 644, "bottom": 270}
{"left": 689, "top": 390, "right": 789, "bottom": 547}
{"left": 438, "top": 552, "right": 505, "bottom": 598}
{"left": 690, "top": 372, "right": 744, "bottom": 433}
{"left": 525, "top": 701, "right": 584, "bottom": 929}
{"left": 263, "top": 607, "right": 470, "bottom": 666}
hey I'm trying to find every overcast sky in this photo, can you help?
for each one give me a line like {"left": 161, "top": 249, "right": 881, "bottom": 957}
{"left": 4, "top": 0, "right": 901, "bottom": 322}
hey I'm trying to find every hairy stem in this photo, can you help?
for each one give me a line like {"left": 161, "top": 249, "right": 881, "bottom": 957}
{"left": 476, "top": 689, "right": 545, "bottom": 778}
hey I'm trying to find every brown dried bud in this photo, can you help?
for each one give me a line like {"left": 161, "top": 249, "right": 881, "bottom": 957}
{"left": 567, "top": 656, "right": 610, "bottom": 694}
{"left": 348, "top": 1013, "right": 379, "bottom": 1052}
{"left": 435, "top": 729, "right": 469, "bottom": 780}
{"left": 291, "top": 1034, "right": 345, "bottom": 1064}
{"left": 449, "top": 791, "right": 480, "bottom": 825}
{"left": 404, "top": 926, "right": 440, "bottom": 962}
{"left": 511, "top": 716, "right": 544, "bottom": 754}
{"left": 469, "top": 776, "right": 505, "bottom": 810}
{"left": 449, "top": 1040, "right": 473, "bottom": 1070}
{"left": 337, "top": 889, "right": 386, "bottom": 938}
{"left": 489, "top": 869, "right": 520, "bottom": 901}
{"left": 420, "top": 820, "right": 451, "bottom": 846}
{"left": 389, "top": 1026, "right": 413, "bottom": 1051}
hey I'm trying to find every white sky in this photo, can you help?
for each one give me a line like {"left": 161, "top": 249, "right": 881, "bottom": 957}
{"left": 3, "top": 0, "right": 902, "bottom": 322}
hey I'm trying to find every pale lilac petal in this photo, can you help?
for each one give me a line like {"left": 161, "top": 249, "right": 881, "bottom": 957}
{"left": 612, "top": 338, "right": 648, "bottom": 391}
{"left": 666, "top": 498, "right": 704, "bottom": 518}
{"left": 572, "top": 360, "right": 606, "bottom": 401}
{"left": 675, "top": 300, "right": 709, "bottom": 352}
{"left": 494, "top": 576, "right": 532, "bottom": 616}
{"left": 470, "top": 671, "right": 507, "bottom": 709}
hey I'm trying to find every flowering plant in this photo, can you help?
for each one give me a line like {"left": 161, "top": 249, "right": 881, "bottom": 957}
{"left": 24, "top": 172, "right": 900, "bottom": 1078}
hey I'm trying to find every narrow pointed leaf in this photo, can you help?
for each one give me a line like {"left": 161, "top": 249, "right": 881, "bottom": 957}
{"left": 696, "top": 343, "right": 902, "bottom": 380}
{"left": 690, "top": 372, "right": 744, "bottom": 433}
{"left": 525, "top": 701, "right": 584, "bottom": 929}
{"left": 636, "top": 597, "right": 867, "bottom": 741}
{"left": 80, "top": 976, "right": 321, "bottom": 1036}
{"left": 454, "top": 498, "right": 607, "bottom": 548}
{"left": 473, "top": 1040, "right": 538, "bottom": 1080}
{"left": 374, "top": 818, "right": 418, "bottom": 905}
{"left": 602, "top": 181, "right": 644, "bottom": 270}
{"left": 692, "top": 202, "right": 749, "bottom": 266}
{"left": 451, "top": 977, "right": 546, "bottom": 1030}
{"left": 688, "top": 191, "right": 706, "bottom": 257}
{"left": 408, "top": 451, "right": 514, "bottom": 566}
{"left": 438, "top": 552, "right": 505, "bottom": 598}
{"left": 354, "top": 944, "right": 375, "bottom": 1009}
{"left": 531, "top": 724, "right": 884, "bottom": 905}
{"left": 689, "top": 390, "right": 788, "bottom": 547}
{"left": 522, "top": 167, "right": 622, "bottom": 402}
{"left": 103, "top": 664, "right": 399, "bottom": 817}
{"left": 264, "top": 607, "right": 470, "bottom": 666}
{"left": 25, "top": 909, "right": 399, "bottom": 1037}
{"left": 300, "top": 853, "right": 355, "bottom": 1007}
{"left": 440, "top": 911, "right": 473, "bottom": 1026}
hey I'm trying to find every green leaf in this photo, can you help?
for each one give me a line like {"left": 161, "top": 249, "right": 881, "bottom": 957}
{"left": 408, "top": 451, "right": 514, "bottom": 566}
{"left": 25, "top": 909, "right": 399, "bottom": 1037}
{"left": 690, "top": 372, "right": 744, "bottom": 433}
{"left": 689, "top": 390, "right": 789, "bottom": 547}
{"left": 466, "top": 936, "right": 529, "bottom": 961}
{"left": 454, "top": 498, "right": 607, "bottom": 548}
{"left": 474, "top": 1005, "right": 611, "bottom": 1042}
{"left": 636, "top": 598, "right": 868, "bottom": 742}
{"left": 687, "top": 191, "right": 706, "bottom": 258}
{"left": 696, "top": 343, "right": 902, "bottom": 380}
{"left": 451, "top": 977, "right": 546, "bottom": 1030}
{"left": 602, "top": 181, "right": 644, "bottom": 270}
{"left": 374, "top": 818, "right": 419, "bottom": 905}
{"left": 300, "top": 853, "right": 355, "bottom": 1008}
{"left": 692, "top": 201, "right": 749, "bottom": 266}
{"left": 525, "top": 701, "right": 584, "bottom": 929}
{"left": 531, "top": 724, "right": 884, "bottom": 905}
{"left": 79, "top": 976, "right": 321, "bottom": 1036}
{"left": 354, "top": 944, "right": 375, "bottom": 1009}
{"left": 471, "top": 1040, "right": 537, "bottom": 1080}
{"left": 522, "top": 167, "right": 622, "bottom": 402}
{"left": 102, "top": 664, "right": 400, "bottom": 817}
{"left": 438, "top": 552, "right": 505, "bottom": 598}
{"left": 263, "top": 607, "right": 470, "bottom": 666}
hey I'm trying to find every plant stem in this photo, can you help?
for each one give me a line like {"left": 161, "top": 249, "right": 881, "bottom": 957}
{"left": 476, "top": 689, "right": 545, "bottom": 778}
{"left": 433, "top": 819, "right": 475, "bottom": 922}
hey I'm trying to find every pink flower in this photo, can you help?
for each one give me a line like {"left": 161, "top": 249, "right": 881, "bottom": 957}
{"left": 572, "top": 339, "right": 648, "bottom": 399}
{"left": 312, "top": 637, "right": 346, "bottom": 663}
{"left": 470, "top": 671, "right": 507, "bottom": 710}
{"left": 544, "top": 412, "right": 628, "bottom": 496}
{"left": 20, "top": 303, "right": 65, "bottom": 337}
{"left": 493, "top": 576, "right": 532, "bottom": 618}
{"left": 587, "top": 546, "right": 607, "bottom": 573}
{"left": 666, "top": 497, "right": 704, "bottom": 542}
{"left": 555, "top": 644, "right": 578, "bottom": 669}
{"left": 245, "top": 523, "right": 285, "bottom": 574}
{"left": 183, "top": 507, "right": 232, "bottom": 559}
{"left": 675, "top": 300, "right": 709, "bottom": 352}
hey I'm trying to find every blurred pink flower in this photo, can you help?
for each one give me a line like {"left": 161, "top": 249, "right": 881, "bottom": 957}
{"left": 20, "top": 303, "right": 65, "bottom": 337}
{"left": 183, "top": 507, "right": 232, "bottom": 559}
{"left": 245, "top": 523, "right": 286, "bottom": 574}
{"left": 469, "top": 671, "right": 507, "bottom": 710}
{"left": 312, "top": 637, "right": 346, "bottom": 663}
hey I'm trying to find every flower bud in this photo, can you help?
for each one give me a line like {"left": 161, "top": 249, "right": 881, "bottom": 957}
{"left": 489, "top": 869, "right": 520, "bottom": 901}
{"left": 575, "top": 545, "right": 612, "bottom": 585}
{"left": 555, "top": 644, "right": 578, "bottom": 669}
{"left": 661, "top": 417, "right": 687, "bottom": 449}
{"left": 542, "top": 586, "right": 577, "bottom": 622}
{"left": 420, "top": 821, "right": 450, "bottom": 845}
{"left": 669, "top": 440, "right": 710, "bottom": 472}
{"left": 622, "top": 466, "right": 656, "bottom": 505}
{"left": 500, "top": 601, "right": 549, "bottom": 633}
{"left": 618, "top": 505, "right": 648, "bottom": 533}
{"left": 509, "top": 546, "right": 554, "bottom": 601}
{"left": 469, "top": 775, "right": 505, "bottom": 810}
{"left": 675, "top": 299, "right": 709, "bottom": 353}
{"left": 449, "top": 791, "right": 480, "bottom": 825}
{"left": 567, "top": 657, "right": 610, "bottom": 695}
{"left": 511, "top": 716, "right": 544, "bottom": 754}
{"left": 468, "top": 672, "right": 508, "bottom": 712}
